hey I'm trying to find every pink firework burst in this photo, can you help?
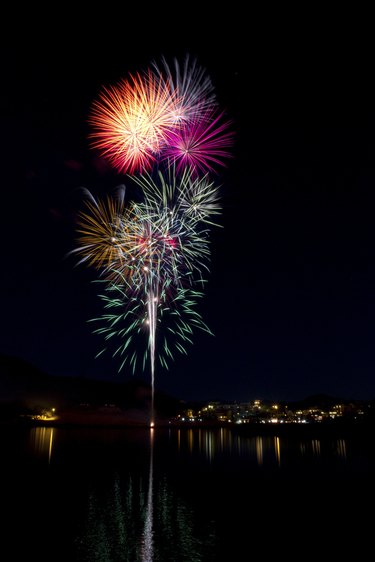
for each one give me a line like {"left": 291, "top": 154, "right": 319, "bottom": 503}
{"left": 88, "top": 70, "right": 179, "bottom": 175}
{"left": 161, "top": 110, "right": 234, "bottom": 176}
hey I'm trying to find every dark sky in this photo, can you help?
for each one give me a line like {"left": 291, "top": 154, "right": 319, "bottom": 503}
{"left": 2, "top": 12, "right": 375, "bottom": 402}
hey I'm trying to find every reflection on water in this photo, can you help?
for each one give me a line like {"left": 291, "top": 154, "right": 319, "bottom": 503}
{"left": 312, "top": 439, "right": 321, "bottom": 456}
{"left": 274, "top": 436, "right": 281, "bottom": 466}
{"left": 141, "top": 428, "right": 154, "bottom": 562}
{"left": 77, "top": 479, "right": 215, "bottom": 561}
{"left": 188, "top": 428, "right": 194, "bottom": 454}
{"left": 76, "top": 429, "right": 215, "bottom": 562}
{"left": 181, "top": 428, "right": 250, "bottom": 461}
{"left": 170, "top": 429, "right": 289, "bottom": 467}
{"left": 29, "top": 427, "right": 55, "bottom": 464}
{"left": 14, "top": 426, "right": 374, "bottom": 560}
{"left": 336, "top": 439, "right": 347, "bottom": 459}
{"left": 204, "top": 430, "right": 215, "bottom": 462}
{"left": 256, "top": 436, "right": 263, "bottom": 465}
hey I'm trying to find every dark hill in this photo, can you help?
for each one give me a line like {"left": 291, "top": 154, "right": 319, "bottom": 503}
{"left": 285, "top": 393, "right": 373, "bottom": 411}
{"left": 285, "top": 393, "right": 342, "bottom": 410}
{"left": 0, "top": 353, "right": 182, "bottom": 419}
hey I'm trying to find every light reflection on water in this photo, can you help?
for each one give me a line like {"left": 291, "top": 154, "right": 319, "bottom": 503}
{"left": 274, "top": 436, "right": 281, "bottom": 466}
{"left": 141, "top": 428, "right": 154, "bottom": 562}
{"left": 167, "top": 428, "right": 292, "bottom": 467}
{"left": 312, "top": 438, "right": 321, "bottom": 456}
{"left": 74, "top": 431, "right": 215, "bottom": 561}
{"left": 256, "top": 435, "right": 263, "bottom": 465}
{"left": 29, "top": 426, "right": 320, "bottom": 468}
{"left": 336, "top": 438, "right": 347, "bottom": 459}
{"left": 18, "top": 426, "right": 374, "bottom": 560}
{"left": 29, "top": 426, "right": 55, "bottom": 464}
{"left": 170, "top": 428, "right": 288, "bottom": 465}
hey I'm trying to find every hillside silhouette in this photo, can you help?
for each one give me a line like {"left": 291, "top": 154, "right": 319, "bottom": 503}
{"left": 0, "top": 353, "right": 182, "bottom": 424}
{"left": 1, "top": 354, "right": 373, "bottom": 426}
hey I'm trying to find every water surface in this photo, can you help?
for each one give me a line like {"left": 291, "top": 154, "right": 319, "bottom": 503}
{"left": 2, "top": 425, "right": 374, "bottom": 560}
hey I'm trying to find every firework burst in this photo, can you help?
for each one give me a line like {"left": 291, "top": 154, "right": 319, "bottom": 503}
{"left": 161, "top": 109, "right": 234, "bottom": 175}
{"left": 72, "top": 166, "right": 219, "bottom": 380}
{"left": 130, "top": 168, "right": 221, "bottom": 285}
{"left": 88, "top": 70, "right": 178, "bottom": 174}
{"left": 73, "top": 168, "right": 220, "bottom": 291}
{"left": 92, "top": 279, "right": 212, "bottom": 373}
{"left": 88, "top": 56, "right": 233, "bottom": 177}
{"left": 152, "top": 54, "right": 217, "bottom": 124}
{"left": 71, "top": 186, "right": 140, "bottom": 285}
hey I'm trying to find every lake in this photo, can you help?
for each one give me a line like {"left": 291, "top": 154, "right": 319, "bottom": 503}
{"left": 2, "top": 423, "right": 374, "bottom": 560}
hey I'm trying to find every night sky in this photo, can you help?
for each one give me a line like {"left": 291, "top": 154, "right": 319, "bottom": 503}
{"left": 2, "top": 13, "right": 375, "bottom": 402}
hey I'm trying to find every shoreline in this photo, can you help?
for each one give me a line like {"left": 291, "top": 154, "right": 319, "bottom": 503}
{"left": 1, "top": 415, "right": 374, "bottom": 437}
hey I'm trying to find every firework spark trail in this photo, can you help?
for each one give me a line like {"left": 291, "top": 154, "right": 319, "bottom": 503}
{"left": 147, "top": 292, "right": 157, "bottom": 426}
{"left": 92, "top": 282, "right": 212, "bottom": 373}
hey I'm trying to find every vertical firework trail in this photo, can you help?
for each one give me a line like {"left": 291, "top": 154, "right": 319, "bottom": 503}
{"left": 73, "top": 56, "right": 233, "bottom": 426}
{"left": 147, "top": 289, "right": 157, "bottom": 426}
